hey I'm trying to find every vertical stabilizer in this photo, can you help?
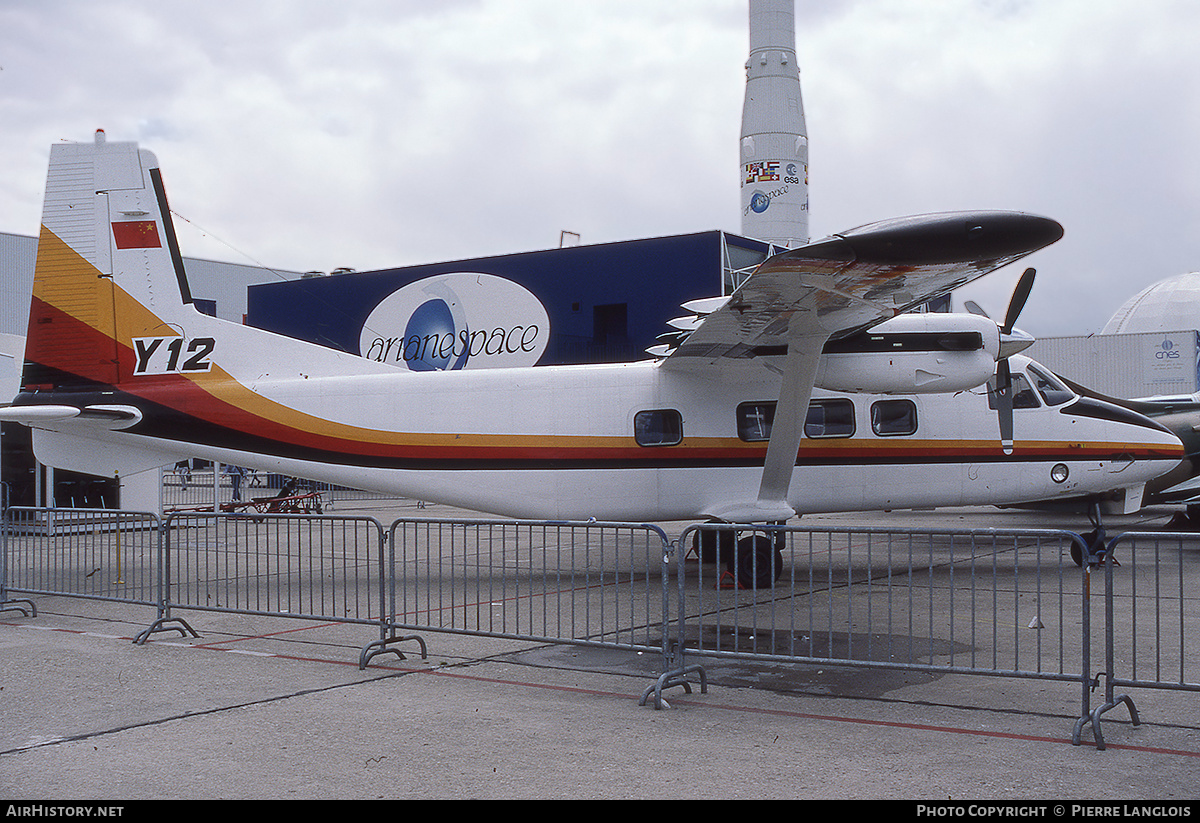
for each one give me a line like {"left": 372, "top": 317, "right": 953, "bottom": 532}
{"left": 24, "top": 131, "right": 195, "bottom": 391}
{"left": 740, "top": 0, "right": 809, "bottom": 248}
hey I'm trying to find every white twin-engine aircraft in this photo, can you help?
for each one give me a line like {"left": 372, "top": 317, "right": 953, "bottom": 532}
{"left": 0, "top": 135, "right": 1184, "bottom": 542}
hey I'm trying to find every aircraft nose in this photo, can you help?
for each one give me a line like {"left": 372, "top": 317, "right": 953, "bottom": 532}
{"left": 1058, "top": 396, "right": 1186, "bottom": 470}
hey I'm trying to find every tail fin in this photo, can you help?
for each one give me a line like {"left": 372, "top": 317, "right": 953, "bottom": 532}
{"left": 8, "top": 133, "right": 400, "bottom": 487}
{"left": 23, "top": 130, "right": 194, "bottom": 392}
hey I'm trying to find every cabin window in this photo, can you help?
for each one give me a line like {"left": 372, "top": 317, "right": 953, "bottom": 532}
{"left": 1026, "top": 365, "right": 1075, "bottom": 406}
{"left": 987, "top": 373, "right": 1041, "bottom": 410}
{"left": 871, "top": 399, "right": 917, "bottom": 436}
{"left": 634, "top": 409, "right": 683, "bottom": 446}
{"left": 736, "top": 402, "right": 775, "bottom": 442}
{"left": 736, "top": 399, "right": 857, "bottom": 442}
{"left": 805, "top": 399, "right": 856, "bottom": 438}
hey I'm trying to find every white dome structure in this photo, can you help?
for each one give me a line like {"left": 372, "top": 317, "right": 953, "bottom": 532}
{"left": 1103, "top": 272, "right": 1200, "bottom": 334}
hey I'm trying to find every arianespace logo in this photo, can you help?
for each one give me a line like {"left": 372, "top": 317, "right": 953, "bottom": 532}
{"left": 359, "top": 272, "right": 550, "bottom": 371}
{"left": 749, "top": 191, "right": 771, "bottom": 214}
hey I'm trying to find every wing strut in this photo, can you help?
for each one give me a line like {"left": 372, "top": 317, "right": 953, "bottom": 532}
{"left": 754, "top": 328, "right": 825, "bottom": 521}
{"left": 704, "top": 316, "right": 828, "bottom": 524}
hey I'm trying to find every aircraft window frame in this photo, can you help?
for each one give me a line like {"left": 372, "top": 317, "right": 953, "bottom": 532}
{"left": 735, "top": 399, "right": 858, "bottom": 442}
{"left": 634, "top": 409, "right": 683, "bottom": 447}
{"left": 804, "top": 398, "right": 856, "bottom": 439}
{"left": 871, "top": 399, "right": 918, "bottom": 436}
{"left": 986, "top": 373, "right": 1041, "bottom": 410}
{"left": 736, "top": 401, "right": 775, "bottom": 442}
{"left": 1026, "top": 365, "right": 1075, "bottom": 406}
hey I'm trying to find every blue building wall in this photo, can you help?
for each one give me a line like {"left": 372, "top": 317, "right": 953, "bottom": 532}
{"left": 246, "top": 231, "right": 769, "bottom": 366}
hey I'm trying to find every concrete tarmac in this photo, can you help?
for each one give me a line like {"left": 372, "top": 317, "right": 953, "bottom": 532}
{"left": 3, "top": 501, "right": 1199, "bottom": 801}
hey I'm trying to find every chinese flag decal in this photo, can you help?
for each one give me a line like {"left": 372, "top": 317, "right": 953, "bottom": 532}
{"left": 112, "top": 221, "right": 162, "bottom": 249}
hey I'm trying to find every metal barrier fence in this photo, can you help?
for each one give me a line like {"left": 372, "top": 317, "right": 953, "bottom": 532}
{"left": 659, "top": 523, "right": 1095, "bottom": 718}
{"left": 2, "top": 507, "right": 161, "bottom": 613}
{"left": 5, "top": 507, "right": 1200, "bottom": 749}
{"left": 138, "top": 512, "right": 395, "bottom": 662}
{"left": 371, "top": 518, "right": 672, "bottom": 670}
{"left": 1073, "top": 530, "right": 1200, "bottom": 750}
{"left": 160, "top": 465, "right": 400, "bottom": 512}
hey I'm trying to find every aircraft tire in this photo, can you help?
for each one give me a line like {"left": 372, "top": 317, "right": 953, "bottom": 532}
{"left": 731, "top": 534, "right": 783, "bottom": 589}
{"left": 693, "top": 528, "right": 734, "bottom": 564}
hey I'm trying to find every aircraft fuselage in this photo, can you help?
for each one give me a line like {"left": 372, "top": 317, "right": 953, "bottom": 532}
{"left": 19, "top": 351, "right": 1181, "bottom": 522}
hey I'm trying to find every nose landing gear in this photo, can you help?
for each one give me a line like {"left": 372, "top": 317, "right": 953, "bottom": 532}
{"left": 1071, "top": 502, "right": 1116, "bottom": 568}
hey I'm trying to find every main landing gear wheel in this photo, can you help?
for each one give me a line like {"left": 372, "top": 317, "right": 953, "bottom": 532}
{"left": 730, "top": 534, "right": 784, "bottom": 589}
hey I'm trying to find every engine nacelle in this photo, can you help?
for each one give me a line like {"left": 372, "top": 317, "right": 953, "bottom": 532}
{"left": 814, "top": 313, "right": 1000, "bottom": 394}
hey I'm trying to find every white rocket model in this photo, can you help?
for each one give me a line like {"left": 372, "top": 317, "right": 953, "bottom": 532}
{"left": 740, "top": 0, "right": 809, "bottom": 248}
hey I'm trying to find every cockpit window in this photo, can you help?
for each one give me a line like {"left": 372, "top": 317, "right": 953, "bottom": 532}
{"left": 1026, "top": 365, "right": 1075, "bottom": 406}
{"left": 987, "top": 373, "right": 1041, "bottom": 409}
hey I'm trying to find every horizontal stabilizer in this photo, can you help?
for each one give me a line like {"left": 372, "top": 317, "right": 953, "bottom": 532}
{"left": 0, "top": 403, "right": 142, "bottom": 430}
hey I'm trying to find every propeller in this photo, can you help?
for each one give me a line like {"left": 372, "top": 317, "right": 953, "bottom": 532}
{"left": 992, "top": 268, "right": 1037, "bottom": 455}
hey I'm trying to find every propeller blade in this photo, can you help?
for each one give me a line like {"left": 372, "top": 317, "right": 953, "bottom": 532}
{"left": 1002, "top": 268, "right": 1036, "bottom": 334}
{"left": 985, "top": 268, "right": 1035, "bottom": 455}
{"left": 964, "top": 300, "right": 990, "bottom": 318}
{"left": 995, "top": 359, "right": 1015, "bottom": 455}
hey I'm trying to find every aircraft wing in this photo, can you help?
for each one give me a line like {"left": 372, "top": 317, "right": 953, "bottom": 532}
{"left": 660, "top": 210, "right": 1063, "bottom": 523}
{"left": 659, "top": 211, "right": 1064, "bottom": 370}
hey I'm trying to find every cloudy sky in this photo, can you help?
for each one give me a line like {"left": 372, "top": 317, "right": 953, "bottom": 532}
{"left": 1, "top": 0, "right": 1197, "bottom": 336}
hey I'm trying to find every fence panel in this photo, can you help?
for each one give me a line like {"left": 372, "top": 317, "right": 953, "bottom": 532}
{"left": 139, "top": 512, "right": 389, "bottom": 652}
{"left": 1075, "top": 531, "right": 1200, "bottom": 749}
{"left": 662, "top": 524, "right": 1093, "bottom": 716}
{"left": 2, "top": 507, "right": 161, "bottom": 608}
{"left": 379, "top": 519, "right": 672, "bottom": 667}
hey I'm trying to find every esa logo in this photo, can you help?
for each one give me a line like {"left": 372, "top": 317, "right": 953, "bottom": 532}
{"left": 132, "top": 336, "right": 215, "bottom": 375}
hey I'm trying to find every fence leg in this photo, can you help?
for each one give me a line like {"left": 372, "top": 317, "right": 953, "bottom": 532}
{"left": 639, "top": 641, "right": 707, "bottom": 710}
{"left": 639, "top": 665, "right": 707, "bottom": 710}
{"left": 1073, "top": 684, "right": 1140, "bottom": 751}
{"left": 1071, "top": 537, "right": 1143, "bottom": 751}
{"left": 0, "top": 597, "right": 36, "bottom": 618}
{"left": 359, "top": 631, "right": 428, "bottom": 669}
{"left": 133, "top": 615, "right": 200, "bottom": 645}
